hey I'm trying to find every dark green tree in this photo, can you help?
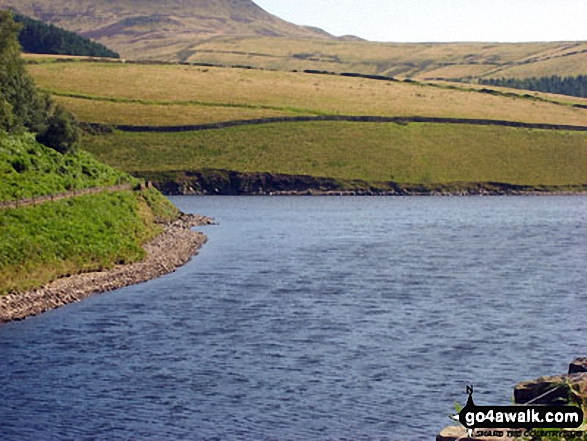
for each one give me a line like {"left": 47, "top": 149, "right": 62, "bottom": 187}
{"left": 480, "top": 75, "right": 587, "bottom": 99}
{"left": 0, "top": 10, "right": 79, "bottom": 153}
{"left": 14, "top": 13, "right": 119, "bottom": 58}
{"left": 37, "top": 105, "right": 79, "bottom": 154}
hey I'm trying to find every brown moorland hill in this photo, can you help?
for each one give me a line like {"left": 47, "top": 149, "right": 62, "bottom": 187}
{"left": 0, "top": 0, "right": 335, "bottom": 60}
{"left": 3, "top": 0, "right": 587, "bottom": 81}
{"left": 183, "top": 37, "right": 587, "bottom": 80}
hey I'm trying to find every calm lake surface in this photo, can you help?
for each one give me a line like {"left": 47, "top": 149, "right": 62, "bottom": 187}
{"left": 1, "top": 196, "right": 586, "bottom": 440}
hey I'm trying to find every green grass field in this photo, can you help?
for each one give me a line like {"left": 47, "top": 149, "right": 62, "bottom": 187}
{"left": 82, "top": 122, "right": 587, "bottom": 186}
{"left": 0, "top": 131, "right": 179, "bottom": 295}
{"left": 1, "top": 191, "right": 144, "bottom": 294}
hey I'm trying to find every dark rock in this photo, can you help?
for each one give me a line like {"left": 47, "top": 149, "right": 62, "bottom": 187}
{"left": 514, "top": 373, "right": 587, "bottom": 406}
{"left": 569, "top": 357, "right": 587, "bottom": 374}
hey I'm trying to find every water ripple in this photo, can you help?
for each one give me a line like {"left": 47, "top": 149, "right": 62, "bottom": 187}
{"left": 0, "top": 196, "right": 586, "bottom": 440}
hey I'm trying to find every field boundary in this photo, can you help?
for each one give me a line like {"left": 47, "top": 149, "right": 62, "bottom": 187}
{"left": 0, "top": 183, "right": 135, "bottom": 210}
{"left": 81, "top": 116, "right": 587, "bottom": 134}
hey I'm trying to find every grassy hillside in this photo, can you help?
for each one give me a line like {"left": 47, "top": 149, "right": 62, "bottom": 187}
{"left": 3, "top": 0, "right": 587, "bottom": 82}
{"left": 23, "top": 58, "right": 587, "bottom": 192}
{"left": 27, "top": 61, "right": 587, "bottom": 127}
{"left": 177, "top": 37, "right": 587, "bottom": 80}
{"left": 0, "top": 131, "right": 180, "bottom": 295}
{"left": 0, "top": 11, "right": 182, "bottom": 297}
{"left": 0, "top": 131, "right": 129, "bottom": 201}
{"left": 83, "top": 122, "right": 587, "bottom": 188}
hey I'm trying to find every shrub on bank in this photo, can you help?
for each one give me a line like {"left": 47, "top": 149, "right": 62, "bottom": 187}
{"left": 0, "top": 131, "right": 131, "bottom": 202}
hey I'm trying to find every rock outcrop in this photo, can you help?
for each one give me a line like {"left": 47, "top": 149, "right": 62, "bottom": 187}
{"left": 514, "top": 359, "right": 587, "bottom": 406}
{"left": 437, "top": 358, "right": 587, "bottom": 441}
{"left": 569, "top": 358, "right": 587, "bottom": 375}
{"left": 0, "top": 213, "right": 213, "bottom": 324}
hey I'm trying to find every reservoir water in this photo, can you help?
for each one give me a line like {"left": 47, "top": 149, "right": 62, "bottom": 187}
{"left": 1, "top": 196, "right": 586, "bottom": 440}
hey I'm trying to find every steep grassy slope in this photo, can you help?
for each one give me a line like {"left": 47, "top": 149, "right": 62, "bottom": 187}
{"left": 0, "top": 131, "right": 179, "bottom": 295}
{"left": 3, "top": 0, "right": 586, "bottom": 81}
{"left": 174, "top": 37, "right": 587, "bottom": 80}
{"left": 0, "top": 131, "right": 129, "bottom": 201}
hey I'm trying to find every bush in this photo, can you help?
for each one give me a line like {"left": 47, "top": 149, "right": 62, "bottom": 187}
{"left": 0, "top": 98, "right": 14, "bottom": 131}
{"left": 36, "top": 105, "right": 80, "bottom": 154}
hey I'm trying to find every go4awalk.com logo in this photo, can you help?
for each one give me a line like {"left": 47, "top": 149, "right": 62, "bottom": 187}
{"left": 454, "top": 386, "right": 584, "bottom": 437}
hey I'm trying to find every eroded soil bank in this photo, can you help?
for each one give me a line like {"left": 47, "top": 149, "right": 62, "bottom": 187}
{"left": 137, "top": 169, "right": 587, "bottom": 196}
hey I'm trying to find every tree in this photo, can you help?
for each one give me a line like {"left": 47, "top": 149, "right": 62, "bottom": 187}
{"left": 14, "top": 13, "right": 120, "bottom": 58}
{"left": 0, "top": 10, "right": 79, "bottom": 153}
{"left": 479, "top": 75, "right": 587, "bottom": 99}
{"left": 37, "top": 105, "right": 80, "bottom": 154}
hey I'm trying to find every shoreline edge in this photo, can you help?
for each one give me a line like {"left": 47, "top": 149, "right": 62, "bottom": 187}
{"left": 0, "top": 213, "right": 213, "bottom": 325}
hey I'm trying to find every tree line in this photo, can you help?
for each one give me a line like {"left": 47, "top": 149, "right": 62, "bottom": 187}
{"left": 1, "top": 10, "right": 79, "bottom": 154}
{"left": 480, "top": 75, "right": 587, "bottom": 99}
{"left": 13, "top": 13, "right": 119, "bottom": 58}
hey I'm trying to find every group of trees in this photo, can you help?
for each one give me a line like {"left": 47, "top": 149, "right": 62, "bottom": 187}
{"left": 0, "top": 10, "right": 79, "bottom": 153}
{"left": 14, "top": 13, "right": 119, "bottom": 58}
{"left": 480, "top": 75, "right": 587, "bottom": 99}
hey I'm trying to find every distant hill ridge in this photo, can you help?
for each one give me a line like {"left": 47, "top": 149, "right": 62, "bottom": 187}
{"left": 3, "top": 0, "right": 586, "bottom": 80}
{"left": 0, "top": 0, "right": 336, "bottom": 60}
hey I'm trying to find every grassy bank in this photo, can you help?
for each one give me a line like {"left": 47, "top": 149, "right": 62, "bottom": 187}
{"left": 0, "top": 131, "right": 131, "bottom": 201}
{"left": 0, "top": 131, "right": 180, "bottom": 295}
{"left": 82, "top": 122, "right": 587, "bottom": 187}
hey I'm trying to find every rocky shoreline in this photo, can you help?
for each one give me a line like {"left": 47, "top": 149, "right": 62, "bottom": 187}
{"left": 0, "top": 213, "right": 214, "bottom": 325}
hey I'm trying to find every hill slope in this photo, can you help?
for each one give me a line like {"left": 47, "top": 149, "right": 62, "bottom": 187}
{"left": 0, "top": 0, "right": 334, "bottom": 60}
{"left": 25, "top": 58, "right": 587, "bottom": 194}
{"left": 0, "top": 11, "right": 184, "bottom": 297}
{"left": 182, "top": 37, "right": 587, "bottom": 80}
{"left": 3, "top": 0, "right": 586, "bottom": 80}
